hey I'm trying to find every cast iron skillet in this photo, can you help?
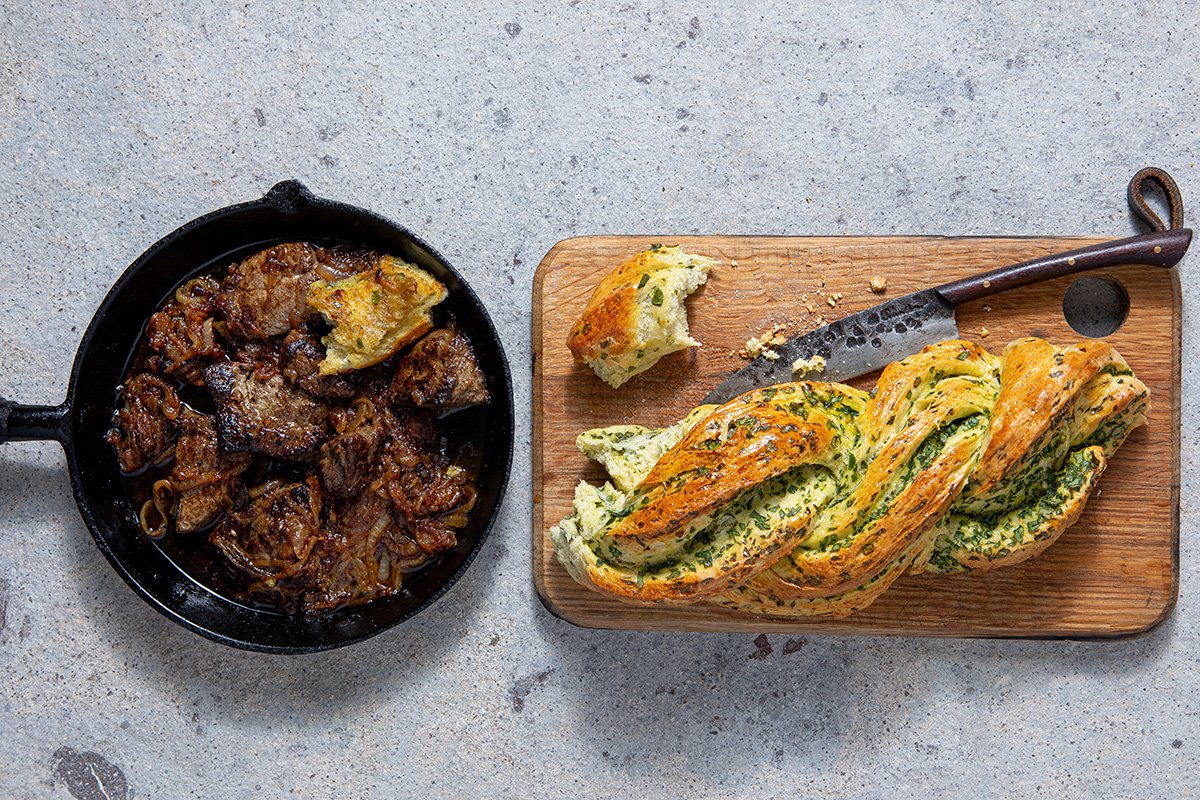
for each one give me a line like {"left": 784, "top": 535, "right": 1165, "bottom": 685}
{"left": 0, "top": 181, "right": 514, "bottom": 653}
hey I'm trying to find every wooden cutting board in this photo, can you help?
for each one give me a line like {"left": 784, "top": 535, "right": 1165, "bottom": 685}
{"left": 531, "top": 235, "right": 1179, "bottom": 639}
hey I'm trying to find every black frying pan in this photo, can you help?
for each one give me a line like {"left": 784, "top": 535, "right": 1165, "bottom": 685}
{"left": 0, "top": 181, "right": 515, "bottom": 653}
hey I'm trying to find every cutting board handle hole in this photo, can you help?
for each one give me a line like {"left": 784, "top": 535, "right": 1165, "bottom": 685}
{"left": 1062, "top": 276, "right": 1129, "bottom": 337}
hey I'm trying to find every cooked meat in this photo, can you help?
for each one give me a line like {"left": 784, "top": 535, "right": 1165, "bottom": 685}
{"left": 384, "top": 410, "right": 469, "bottom": 517}
{"left": 145, "top": 275, "right": 225, "bottom": 385}
{"left": 231, "top": 337, "right": 283, "bottom": 381}
{"left": 290, "top": 489, "right": 435, "bottom": 613}
{"left": 318, "top": 424, "right": 383, "bottom": 497}
{"left": 280, "top": 326, "right": 357, "bottom": 399}
{"left": 209, "top": 478, "right": 422, "bottom": 614}
{"left": 301, "top": 491, "right": 399, "bottom": 612}
{"left": 115, "top": 241, "right": 488, "bottom": 615}
{"left": 388, "top": 327, "right": 490, "bottom": 410}
{"left": 381, "top": 409, "right": 474, "bottom": 555}
{"left": 210, "top": 478, "right": 324, "bottom": 582}
{"left": 336, "top": 488, "right": 392, "bottom": 538}
{"left": 217, "top": 242, "right": 320, "bottom": 339}
{"left": 171, "top": 408, "right": 252, "bottom": 533}
{"left": 204, "top": 362, "right": 329, "bottom": 459}
{"left": 105, "top": 373, "right": 184, "bottom": 473}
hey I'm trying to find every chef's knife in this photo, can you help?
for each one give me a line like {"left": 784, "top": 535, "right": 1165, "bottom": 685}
{"left": 703, "top": 227, "right": 1192, "bottom": 405}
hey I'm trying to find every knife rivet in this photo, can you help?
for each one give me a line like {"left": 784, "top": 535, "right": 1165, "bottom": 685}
{"left": 982, "top": 280, "right": 991, "bottom": 288}
{"left": 1067, "top": 257, "right": 1076, "bottom": 265}
{"left": 1154, "top": 245, "right": 1162, "bottom": 253}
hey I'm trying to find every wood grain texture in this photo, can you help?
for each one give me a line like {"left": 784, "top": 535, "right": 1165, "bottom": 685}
{"left": 532, "top": 235, "right": 1180, "bottom": 639}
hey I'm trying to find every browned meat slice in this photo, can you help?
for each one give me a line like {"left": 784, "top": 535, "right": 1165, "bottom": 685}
{"left": 217, "top": 242, "right": 319, "bottom": 339}
{"left": 381, "top": 409, "right": 474, "bottom": 556}
{"left": 388, "top": 328, "right": 490, "bottom": 409}
{"left": 318, "top": 424, "right": 383, "bottom": 497}
{"left": 279, "top": 326, "right": 356, "bottom": 399}
{"left": 231, "top": 337, "right": 282, "bottom": 381}
{"left": 105, "top": 373, "right": 184, "bottom": 473}
{"left": 204, "top": 362, "right": 329, "bottom": 459}
{"left": 171, "top": 409, "right": 252, "bottom": 533}
{"left": 210, "top": 478, "right": 324, "bottom": 582}
{"left": 336, "top": 488, "right": 392, "bottom": 539}
{"left": 145, "top": 275, "right": 225, "bottom": 385}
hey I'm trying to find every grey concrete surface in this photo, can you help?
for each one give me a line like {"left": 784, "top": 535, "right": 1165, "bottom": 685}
{"left": 1, "top": 2, "right": 1198, "bottom": 798}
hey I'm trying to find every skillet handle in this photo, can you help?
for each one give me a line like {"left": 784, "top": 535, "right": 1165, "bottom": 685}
{"left": 0, "top": 399, "right": 69, "bottom": 443}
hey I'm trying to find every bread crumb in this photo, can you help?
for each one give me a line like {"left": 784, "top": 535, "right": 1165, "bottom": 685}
{"left": 739, "top": 323, "right": 788, "bottom": 360}
{"left": 980, "top": 327, "right": 990, "bottom": 338}
{"left": 730, "top": 259, "right": 739, "bottom": 267}
{"left": 869, "top": 276, "right": 887, "bottom": 293}
{"left": 826, "top": 296, "right": 837, "bottom": 308}
{"left": 983, "top": 305, "right": 992, "bottom": 312}
{"left": 792, "top": 354, "right": 826, "bottom": 376}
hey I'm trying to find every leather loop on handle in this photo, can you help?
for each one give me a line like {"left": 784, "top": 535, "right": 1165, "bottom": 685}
{"left": 1128, "top": 167, "right": 1185, "bottom": 232}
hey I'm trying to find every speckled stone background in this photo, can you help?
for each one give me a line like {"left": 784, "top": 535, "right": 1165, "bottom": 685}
{"left": 2, "top": 3, "right": 1198, "bottom": 798}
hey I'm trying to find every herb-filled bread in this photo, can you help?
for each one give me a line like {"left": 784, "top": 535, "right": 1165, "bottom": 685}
{"left": 550, "top": 337, "right": 1149, "bottom": 617}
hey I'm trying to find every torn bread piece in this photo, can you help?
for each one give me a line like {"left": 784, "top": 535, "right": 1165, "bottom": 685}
{"left": 307, "top": 255, "right": 447, "bottom": 375}
{"left": 567, "top": 244, "right": 715, "bottom": 388}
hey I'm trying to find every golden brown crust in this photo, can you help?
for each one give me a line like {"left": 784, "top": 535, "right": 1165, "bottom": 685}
{"left": 726, "top": 341, "right": 998, "bottom": 610}
{"left": 611, "top": 400, "right": 835, "bottom": 546}
{"left": 968, "top": 338, "right": 1113, "bottom": 496}
{"left": 307, "top": 255, "right": 447, "bottom": 375}
{"left": 567, "top": 284, "right": 639, "bottom": 364}
{"left": 552, "top": 382, "right": 866, "bottom": 605}
{"left": 567, "top": 251, "right": 655, "bottom": 362}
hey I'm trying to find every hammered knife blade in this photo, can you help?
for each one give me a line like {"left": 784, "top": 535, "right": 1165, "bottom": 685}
{"left": 703, "top": 228, "right": 1191, "bottom": 405}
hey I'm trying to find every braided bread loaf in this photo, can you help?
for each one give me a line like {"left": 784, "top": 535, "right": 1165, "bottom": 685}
{"left": 550, "top": 337, "right": 1149, "bottom": 617}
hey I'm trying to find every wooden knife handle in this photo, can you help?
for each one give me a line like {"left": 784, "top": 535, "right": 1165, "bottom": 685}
{"left": 936, "top": 227, "right": 1192, "bottom": 307}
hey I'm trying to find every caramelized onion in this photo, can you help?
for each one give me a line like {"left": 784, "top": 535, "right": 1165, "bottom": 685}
{"left": 247, "top": 478, "right": 286, "bottom": 499}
